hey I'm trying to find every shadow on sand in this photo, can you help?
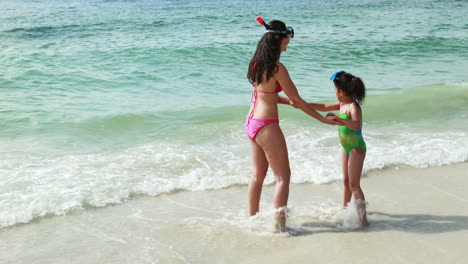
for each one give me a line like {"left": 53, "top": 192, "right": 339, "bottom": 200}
{"left": 290, "top": 211, "right": 468, "bottom": 236}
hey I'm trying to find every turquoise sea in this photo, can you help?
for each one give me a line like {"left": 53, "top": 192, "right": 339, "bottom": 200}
{"left": 1, "top": 0, "right": 467, "bottom": 229}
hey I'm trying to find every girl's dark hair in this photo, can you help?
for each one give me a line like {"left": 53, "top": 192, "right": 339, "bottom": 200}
{"left": 333, "top": 72, "right": 366, "bottom": 105}
{"left": 247, "top": 20, "right": 288, "bottom": 85}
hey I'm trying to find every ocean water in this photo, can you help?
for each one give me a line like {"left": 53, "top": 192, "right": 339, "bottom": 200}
{"left": 0, "top": 0, "right": 467, "bottom": 229}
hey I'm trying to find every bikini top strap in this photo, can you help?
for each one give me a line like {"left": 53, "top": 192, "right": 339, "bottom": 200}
{"left": 250, "top": 85, "right": 280, "bottom": 118}
{"left": 254, "top": 89, "right": 277, "bottom": 94}
{"left": 249, "top": 89, "right": 258, "bottom": 118}
{"left": 340, "top": 102, "right": 353, "bottom": 115}
{"left": 345, "top": 103, "right": 352, "bottom": 113}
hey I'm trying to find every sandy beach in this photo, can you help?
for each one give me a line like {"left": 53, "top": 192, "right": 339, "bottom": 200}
{"left": 1, "top": 162, "right": 467, "bottom": 264}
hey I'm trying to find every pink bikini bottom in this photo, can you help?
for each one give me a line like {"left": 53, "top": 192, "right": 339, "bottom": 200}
{"left": 245, "top": 115, "right": 279, "bottom": 140}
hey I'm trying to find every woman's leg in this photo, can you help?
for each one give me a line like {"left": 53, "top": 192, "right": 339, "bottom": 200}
{"left": 341, "top": 150, "right": 352, "bottom": 208}
{"left": 255, "top": 124, "right": 290, "bottom": 231}
{"left": 255, "top": 124, "right": 290, "bottom": 209}
{"left": 248, "top": 139, "right": 269, "bottom": 216}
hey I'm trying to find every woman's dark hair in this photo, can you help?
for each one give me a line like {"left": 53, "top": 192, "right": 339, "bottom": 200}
{"left": 247, "top": 20, "right": 288, "bottom": 85}
{"left": 333, "top": 72, "right": 366, "bottom": 105}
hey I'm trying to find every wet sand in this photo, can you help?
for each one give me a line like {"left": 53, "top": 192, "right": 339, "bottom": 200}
{"left": 1, "top": 162, "right": 467, "bottom": 264}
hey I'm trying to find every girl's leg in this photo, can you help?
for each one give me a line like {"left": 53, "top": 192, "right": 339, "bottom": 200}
{"left": 248, "top": 139, "right": 269, "bottom": 216}
{"left": 255, "top": 124, "right": 290, "bottom": 231}
{"left": 348, "top": 148, "right": 368, "bottom": 226}
{"left": 347, "top": 149, "right": 366, "bottom": 201}
{"left": 341, "top": 150, "right": 352, "bottom": 208}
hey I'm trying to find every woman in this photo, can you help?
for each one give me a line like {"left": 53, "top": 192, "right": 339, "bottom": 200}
{"left": 245, "top": 18, "right": 339, "bottom": 232}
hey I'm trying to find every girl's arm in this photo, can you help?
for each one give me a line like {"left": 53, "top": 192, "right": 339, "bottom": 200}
{"left": 309, "top": 102, "right": 340, "bottom": 112}
{"left": 334, "top": 103, "right": 362, "bottom": 130}
{"left": 274, "top": 62, "right": 339, "bottom": 125}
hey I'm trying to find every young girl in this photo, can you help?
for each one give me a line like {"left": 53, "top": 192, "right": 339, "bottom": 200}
{"left": 309, "top": 71, "right": 368, "bottom": 226}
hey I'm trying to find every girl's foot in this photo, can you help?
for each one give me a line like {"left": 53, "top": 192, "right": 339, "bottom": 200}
{"left": 356, "top": 199, "right": 369, "bottom": 227}
{"left": 333, "top": 208, "right": 345, "bottom": 224}
{"left": 275, "top": 207, "right": 287, "bottom": 233}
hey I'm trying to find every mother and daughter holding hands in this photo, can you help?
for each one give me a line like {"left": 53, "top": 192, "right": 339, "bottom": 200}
{"left": 245, "top": 18, "right": 368, "bottom": 232}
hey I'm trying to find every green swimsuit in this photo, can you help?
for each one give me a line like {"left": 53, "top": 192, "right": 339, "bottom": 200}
{"left": 338, "top": 103, "right": 366, "bottom": 156}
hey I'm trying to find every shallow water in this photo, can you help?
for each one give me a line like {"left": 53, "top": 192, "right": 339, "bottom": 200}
{"left": 1, "top": 0, "right": 467, "bottom": 228}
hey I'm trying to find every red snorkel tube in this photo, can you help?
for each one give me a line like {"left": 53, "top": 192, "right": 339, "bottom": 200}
{"left": 256, "top": 16, "right": 269, "bottom": 29}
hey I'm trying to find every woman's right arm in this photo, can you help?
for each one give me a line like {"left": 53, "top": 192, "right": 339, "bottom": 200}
{"left": 275, "top": 63, "right": 339, "bottom": 125}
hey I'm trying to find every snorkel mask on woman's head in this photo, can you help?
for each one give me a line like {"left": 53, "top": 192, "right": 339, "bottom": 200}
{"left": 256, "top": 17, "right": 294, "bottom": 39}
{"left": 267, "top": 27, "right": 294, "bottom": 39}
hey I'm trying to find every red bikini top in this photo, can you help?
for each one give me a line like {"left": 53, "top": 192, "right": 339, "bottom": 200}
{"left": 252, "top": 63, "right": 283, "bottom": 93}
{"left": 254, "top": 84, "right": 283, "bottom": 94}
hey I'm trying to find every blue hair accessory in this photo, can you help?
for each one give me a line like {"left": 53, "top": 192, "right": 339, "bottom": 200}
{"left": 329, "top": 71, "right": 346, "bottom": 81}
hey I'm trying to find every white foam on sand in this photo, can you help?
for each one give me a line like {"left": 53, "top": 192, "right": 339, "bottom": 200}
{"left": 1, "top": 163, "right": 468, "bottom": 264}
{"left": 332, "top": 198, "right": 369, "bottom": 230}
